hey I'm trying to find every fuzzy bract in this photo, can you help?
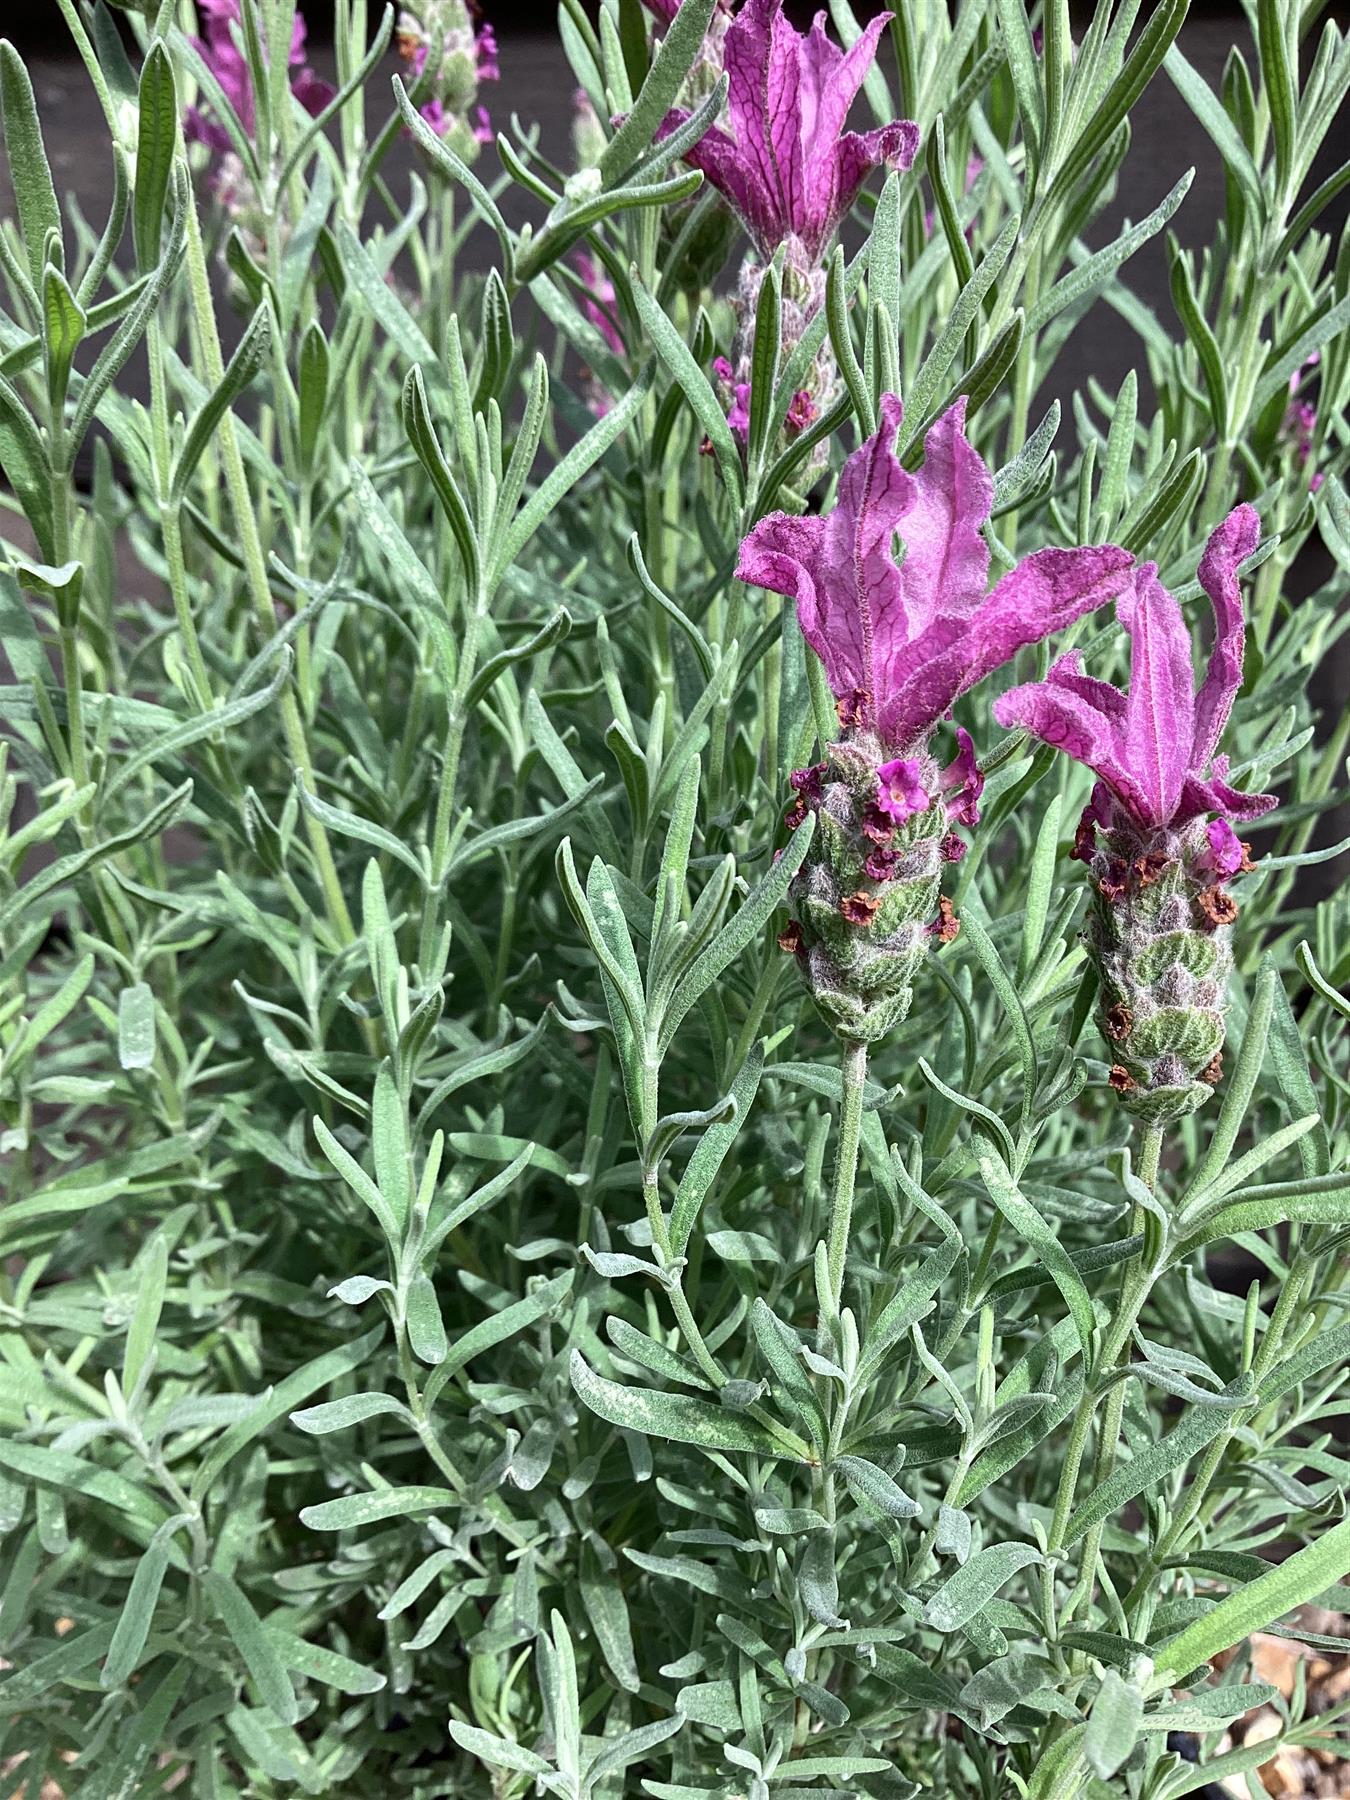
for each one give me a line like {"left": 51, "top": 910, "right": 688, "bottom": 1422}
{"left": 739, "top": 393, "right": 1133, "bottom": 757}
{"left": 993, "top": 504, "right": 1277, "bottom": 835}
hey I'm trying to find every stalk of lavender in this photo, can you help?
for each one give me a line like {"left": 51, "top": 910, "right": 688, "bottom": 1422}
{"left": 995, "top": 504, "right": 1277, "bottom": 1124}
{"left": 656, "top": 0, "right": 918, "bottom": 459}
{"left": 739, "top": 396, "right": 1132, "bottom": 1308}
{"left": 996, "top": 508, "right": 1279, "bottom": 1676}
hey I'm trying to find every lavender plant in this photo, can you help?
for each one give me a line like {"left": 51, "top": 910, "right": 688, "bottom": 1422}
{"left": 0, "top": 1, "right": 1348, "bottom": 1796}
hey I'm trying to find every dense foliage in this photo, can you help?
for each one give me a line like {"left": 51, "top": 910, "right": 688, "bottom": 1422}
{"left": 1, "top": 0, "right": 1348, "bottom": 1795}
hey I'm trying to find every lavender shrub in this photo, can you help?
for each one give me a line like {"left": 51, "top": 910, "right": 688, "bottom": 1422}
{"left": 0, "top": 1, "right": 1348, "bottom": 1795}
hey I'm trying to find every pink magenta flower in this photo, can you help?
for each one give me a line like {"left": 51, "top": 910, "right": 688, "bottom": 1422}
{"left": 737, "top": 393, "right": 1133, "bottom": 766}
{"left": 993, "top": 505, "right": 1277, "bottom": 835}
{"left": 657, "top": 0, "right": 919, "bottom": 263}
{"left": 876, "top": 757, "right": 928, "bottom": 822}
{"left": 186, "top": 0, "right": 332, "bottom": 156}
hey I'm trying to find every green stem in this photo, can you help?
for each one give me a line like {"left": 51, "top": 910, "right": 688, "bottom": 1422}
{"left": 178, "top": 185, "right": 357, "bottom": 951}
{"left": 1047, "top": 1120, "right": 1164, "bottom": 1628}
{"left": 826, "top": 1039, "right": 868, "bottom": 1318}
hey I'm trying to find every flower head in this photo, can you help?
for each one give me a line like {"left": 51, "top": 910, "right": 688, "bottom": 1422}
{"left": 186, "top": 0, "right": 332, "bottom": 159}
{"left": 658, "top": 0, "right": 918, "bottom": 263}
{"left": 738, "top": 393, "right": 1134, "bottom": 757}
{"left": 992, "top": 504, "right": 1277, "bottom": 835}
{"left": 747, "top": 398, "right": 1129, "bottom": 1047}
{"left": 397, "top": 0, "right": 499, "bottom": 155}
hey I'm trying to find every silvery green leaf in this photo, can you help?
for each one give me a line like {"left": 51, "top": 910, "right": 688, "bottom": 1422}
{"left": 924, "top": 1542, "right": 1040, "bottom": 1631}
{"left": 835, "top": 1456, "right": 920, "bottom": 1520}
{"left": 798, "top": 1530, "right": 845, "bottom": 1630}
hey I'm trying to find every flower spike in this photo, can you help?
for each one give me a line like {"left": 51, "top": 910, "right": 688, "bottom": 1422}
{"left": 994, "top": 506, "right": 1277, "bottom": 1123}
{"left": 739, "top": 394, "right": 1132, "bottom": 1044}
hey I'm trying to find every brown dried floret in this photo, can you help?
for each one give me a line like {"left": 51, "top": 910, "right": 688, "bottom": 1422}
{"left": 932, "top": 895, "right": 960, "bottom": 944}
{"left": 1070, "top": 815, "right": 1097, "bottom": 864}
{"left": 777, "top": 921, "right": 804, "bottom": 955}
{"left": 1104, "top": 1002, "right": 1133, "bottom": 1042}
{"left": 1109, "top": 1064, "right": 1137, "bottom": 1093}
{"left": 1098, "top": 859, "right": 1129, "bottom": 902}
{"left": 836, "top": 687, "right": 870, "bottom": 730}
{"left": 839, "top": 890, "right": 880, "bottom": 925}
{"left": 1197, "top": 885, "right": 1239, "bottom": 928}
{"left": 1200, "top": 1053, "right": 1223, "bottom": 1085}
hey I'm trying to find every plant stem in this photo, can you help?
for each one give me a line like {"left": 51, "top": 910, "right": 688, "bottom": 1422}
{"left": 826, "top": 1039, "right": 868, "bottom": 1318}
{"left": 178, "top": 183, "right": 357, "bottom": 951}
{"left": 1047, "top": 1119, "right": 1164, "bottom": 1631}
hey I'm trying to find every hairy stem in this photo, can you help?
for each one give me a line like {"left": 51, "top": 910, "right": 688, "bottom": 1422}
{"left": 826, "top": 1039, "right": 868, "bottom": 1318}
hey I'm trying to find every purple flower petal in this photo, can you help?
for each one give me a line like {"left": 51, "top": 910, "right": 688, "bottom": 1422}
{"left": 1031, "top": 650, "right": 1128, "bottom": 721}
{"left": 881, "top": 545, "right": 1133, "bottom": 748}
{"left": 994, "top": 666, "right": 1154, "bottom": 823}
{"left": 657, "top": 115, "right": 767, "bottom": 237}
{"left": 1177, "top": 770, "right": 1278, "bottom": 826}
{"left": 657, "top": 0, "right": 914, "bottom": 261}
{"left": 1205, "top": 818, "right": 1245, "bottom": 877}
{"left": 1118, "top": 563, "right": 1196, "bottom": 828}
{"left": 940, "top": 724, "right": 984, "bottom": 826}
{"left": 724, "top": 0, "right": 789, "bottom": 246}
{"left": 1191, "top": 503, "right": 1259, "bottom": 773}
{"left": 738, "top": 392, "right": 914, "bottom": 714}
{"left": 898, "top": 399, "right": 993, "bottom": 632}
{"left": 832, "top": 121, "right": 920, "bottom": 236}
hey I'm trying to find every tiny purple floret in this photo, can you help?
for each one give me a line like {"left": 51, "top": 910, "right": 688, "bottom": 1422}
{"left": 875, "top": 757, "right": 928, "bottom": 823}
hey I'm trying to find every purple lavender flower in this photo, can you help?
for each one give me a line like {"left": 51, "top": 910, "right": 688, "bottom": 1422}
{"left": 575, "top": 253, "right": 625, "bottom": 361}
{"left": 713, "top": 354, "right": 815, "bottom": 448}
{"left": 993, "top": 505, "right": 1276, "bottom": 838}
{"left": 397, "top": 1, "right": 499, "bottom": 155}
{"left": 994, "top": 506, "right": 1277, "bottom": 1121}
{"left": 1281, "top": 353, "right": 1322, "bottom": 491}
{"left": 186, "top": 0, "right": 333, "bottom": 161}
{"left": 658, "top": 0, "right": 919, "bottom": 266}
{"left": 737, "top": 394, "right": 1132, "bottom": 1043}
{"left": 741, "top": 394, "right": 1132, "bottom": 770}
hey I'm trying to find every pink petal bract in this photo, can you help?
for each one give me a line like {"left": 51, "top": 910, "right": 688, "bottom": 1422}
{"left": 1192, "top": 503, "right": 1259, "bottom": 773}
{"left": 1119, "top": 563, "right": 1196, "bottom": 829}
{"left": 740, "top": 395, "right": 1132, "bottom": 752}
{"left": 657, "top": 0, "right": 916, "bottom": 262}
{"left": 899, "top": 399, "right": 993, "bottom": 633}
{"left": 995, "top": 515, "right": 1277, "bottom": 833}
